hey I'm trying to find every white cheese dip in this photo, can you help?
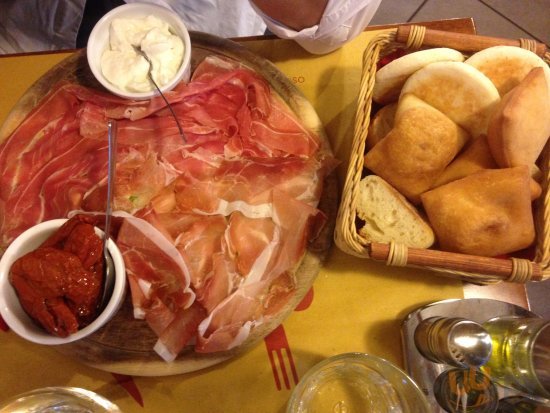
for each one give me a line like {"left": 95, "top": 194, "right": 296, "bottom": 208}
{"left": 101, "top": 15, "right": 184, "bottom": 93}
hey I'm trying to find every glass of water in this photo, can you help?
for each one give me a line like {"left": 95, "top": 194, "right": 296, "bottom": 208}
{"left": 0, "top": 387, "right": 122, "bottom": 413}
{"left": 286, "top": 352, "right": 430, "bottom": 413}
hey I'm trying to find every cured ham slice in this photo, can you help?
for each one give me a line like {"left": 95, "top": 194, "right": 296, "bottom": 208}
{"left": 0, "top": 53, "right": 335, "bottom": 361}
{"left": 169, "top": 56, "right": 321, "bottom": 158}
{"left": 196, "top": 192, "right": 324, "bottom": 352}
{"left": 226, "top": 212, "right": 277, "bottom": 277}
{"left": 63, "top": 81, "right": 189, "bottom": 121}
{"left": 0, "top": 85, "right": 80, "bottom": 200}
{"left": 137, "top": 210, "right": 232, "bottom": 312}
{"left": 1, "top": 120, "right": 105, "bottom": 248}
{"left": 149, "top": 156, "right": 326, "bottom": 219}
{"left": 153, "top": 303, "right": 206, "bottom": 362}
{"left": 116, "top": 216, "right": 195, "bottom": 319}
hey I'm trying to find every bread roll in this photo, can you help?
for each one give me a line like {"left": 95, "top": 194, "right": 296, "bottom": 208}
{"left": 394, "top": 91, "right": 438, "bottom": 121}
{"left": 356, "top": 175, "right": 435, "bottom": 248}
{"left": 433, "top": 135, "right": 497, "bottom": 187}
{"left": 400, "top": 61, "right": 500, "bottom": 138}
{"left": 529, "top": 179, "right": 543, "bottom": 201}
{"left": 373, "top": 48, "right": 465, "bottom": 104}
{"left": 366, "top": 103, "right": 397, "bottom": 150}
{"left": 465, "top": 45, "right": 550, "bottom": 97}
{"left": 421, "top": 166, "right": 535, "bottom": 257}
{"left": 364, "top": 95, "right": 470, "bottom": 203}
{"left": 433, "top": 135, "right": 542, "bottom": 200}
{"left": 487, "top": 67, "right": 550, "bottom": 168}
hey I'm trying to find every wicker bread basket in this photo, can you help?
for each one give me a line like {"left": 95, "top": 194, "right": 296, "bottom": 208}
{"left": 335, "top": 25, "right": 550, "bottom": 285}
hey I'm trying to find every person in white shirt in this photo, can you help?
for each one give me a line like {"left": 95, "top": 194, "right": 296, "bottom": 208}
{"left": 250, "top": 0, "right": 382, "bottom": 54}
{"left": 0, "top": 0, "right": 381, "bottom": 55}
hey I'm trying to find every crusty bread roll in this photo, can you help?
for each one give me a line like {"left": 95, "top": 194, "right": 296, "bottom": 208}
{"left": 400, "top": 61, "right": 500, "bottom": 138}
{"left": 487, "top": 67, "right": 550, "bottom": 169}
{"left": 530, "top": 163, "right": 543, "bottom": 182}
{"left": 529, "top": 179, "right": 543, "bottom": 201}
{"left": 356, "top": 175, "right": 435, "bottom": 248}
{"left": 366, "top": 103, "right": 397, "bottom": 150}
{"left": 421, "top": 166, "right": 535, "bottom": 257}
{"left": 465, "top": 45, "right": 550, "bottom": 97}
{"left": 394, "top": 91, "right": 437, "bottom": 121}
{"left": 433, "top": 135, "right": 497, "bottom": 187}
{"left": 433, "top": 134, "right": 542, "bottom": 199}
{"left": 433, "top": 134, "right": 542, "bottom": 200}
{"left": 364, "top": 94, "right": 470, "bottom": 203}
{"left": 373, "top": 48, "right": 465, "bottom": 104}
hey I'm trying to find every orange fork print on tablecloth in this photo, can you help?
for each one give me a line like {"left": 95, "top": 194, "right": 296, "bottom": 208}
{"left": 264, "top": 287, "right": 314, "bottom": 390}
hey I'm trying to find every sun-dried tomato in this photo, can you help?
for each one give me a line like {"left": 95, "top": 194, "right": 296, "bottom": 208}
{"left": 9, "top": 216, "right": 104, "bottom": 337}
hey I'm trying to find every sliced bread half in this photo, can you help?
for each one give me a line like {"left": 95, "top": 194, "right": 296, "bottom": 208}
{"left": 356, "top": 175, "right": 435, "bottom": 248}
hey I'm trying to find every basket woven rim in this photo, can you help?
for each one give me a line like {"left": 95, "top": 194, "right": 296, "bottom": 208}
{"left": 334, "top": 26, "right": 550, "bottom": 284}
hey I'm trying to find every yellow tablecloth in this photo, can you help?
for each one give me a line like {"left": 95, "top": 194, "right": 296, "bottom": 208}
{"left": 0, "top": 31, "right": 464, "bottom": 412}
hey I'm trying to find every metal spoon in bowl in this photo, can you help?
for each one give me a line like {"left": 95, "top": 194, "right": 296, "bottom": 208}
{"left": 99, "top": 119, "right": 117, "bottom": 311}
{"left": 132, "top": 44, "right": 186, "bottom": 142}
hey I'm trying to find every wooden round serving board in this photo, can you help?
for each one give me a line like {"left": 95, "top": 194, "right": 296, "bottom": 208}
{"left": 1, "top": 32, "right": 337, "bottom": 376}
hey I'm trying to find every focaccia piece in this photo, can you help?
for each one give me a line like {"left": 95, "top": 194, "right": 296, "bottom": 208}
{"left": 433, "top": 135, "right": 497, "bottom": 187}
{"left": 364, "top": 94, "right": 470, "bottom": 203}
{"left": 373, "top": 48, "right": 465, "bottom": 104}
{"left": 365, "top": 103, "right": 397, "bottom": 150}
{"left": 400, "top": 61, "right": 500, "bottom": 138}
{"left": 487, "top": 67, "right": 550, "bottom": 168}
{"left": 465, "top": 45, "right": 550, "bottom": 97}
{"left": 421, "top": 166, "right": 535, "bottom": 257}
{"left": 433, "top": 134, "right": 543, "bottom": 200}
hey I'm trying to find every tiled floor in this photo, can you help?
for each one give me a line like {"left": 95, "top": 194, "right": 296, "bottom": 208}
{"left": 370, "top": 0, "right": 550, "bottom": 318}
{"left": 370, "top": 0, "right": 550, "bottom": 45}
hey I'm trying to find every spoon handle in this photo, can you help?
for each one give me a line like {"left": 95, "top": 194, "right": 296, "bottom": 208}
{"left": 148, "top": 73, "right": 187, "bottom": 142}
{"left": 133, "top": 45, "right": 186, "bottom": 142}
{"left": 105, "top": 120, "right": 117, "bottom": 246}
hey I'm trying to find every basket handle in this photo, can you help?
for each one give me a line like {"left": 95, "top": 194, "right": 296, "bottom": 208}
{"left": 369, "top": 242, "right": 544, "bottom": 283}
{"left": 396, "top": 25, "right": 548, "bottom": 58}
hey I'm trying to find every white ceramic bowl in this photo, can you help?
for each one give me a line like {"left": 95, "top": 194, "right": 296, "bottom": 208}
{"left": 0, "top": 219, "right": 126, "bottom": 345}
{"left": 286, "top": 353, "right": 430, "bottom": 413}
{"left": 86, "top": 3, "right": 192, "bottom": 100}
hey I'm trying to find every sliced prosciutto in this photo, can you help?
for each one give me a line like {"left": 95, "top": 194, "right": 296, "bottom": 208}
{"left": 149, "top": 156, "right": 327, "bottom": 218}
{"left": 0, "top": 54, "right": 335, "bottom": 361}
{"left": 196, "top": 192, "right": 325, "bottom": 353}
{"left": 116, "top": 216, "right": 195, "bottom": 319}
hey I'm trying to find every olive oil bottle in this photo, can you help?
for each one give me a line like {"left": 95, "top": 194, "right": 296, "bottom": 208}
{"left": 481, "top": 316, "right": 550, "bottom": 399}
